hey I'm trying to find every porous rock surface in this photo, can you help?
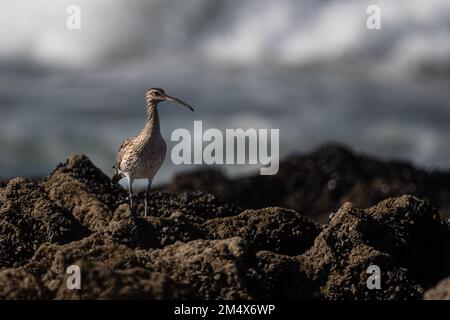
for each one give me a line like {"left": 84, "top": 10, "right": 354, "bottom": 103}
{"left": 1, "top": 149, "right": 449, "bottom": 300}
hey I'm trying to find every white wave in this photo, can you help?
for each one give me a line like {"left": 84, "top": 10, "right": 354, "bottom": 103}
{"left": 0, "top": 0, "right": 449, "bottom": 77}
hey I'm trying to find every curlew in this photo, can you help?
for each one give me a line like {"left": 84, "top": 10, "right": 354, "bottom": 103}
{"left": 112, "top": 88, "right": 194, "bottom": 216}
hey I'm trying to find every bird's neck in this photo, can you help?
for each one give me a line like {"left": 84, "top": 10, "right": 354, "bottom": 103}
{"left": 141, "top": 102, "right": 161, "bottom": 138}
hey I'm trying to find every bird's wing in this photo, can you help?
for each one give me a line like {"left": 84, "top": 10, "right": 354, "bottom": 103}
{"left": 115, "top": 138, "right": 132, "bottom": 170}
{"left": 111, "top": 138, "right": 133, "bottom": 184}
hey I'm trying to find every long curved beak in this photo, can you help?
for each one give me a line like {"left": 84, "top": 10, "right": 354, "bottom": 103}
{"left": 165, "top": 94, "right": 195, "bottom": 112}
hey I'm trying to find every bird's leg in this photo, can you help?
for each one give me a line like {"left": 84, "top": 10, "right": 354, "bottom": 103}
{"left": 126, "top": 175, "right": 134, "bottom": 209}
{"left": 144, "top": 178, "right": 153, "bottom": 217}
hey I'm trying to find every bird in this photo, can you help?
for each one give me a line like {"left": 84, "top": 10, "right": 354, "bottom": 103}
{"left": 112, "top": 87, "right": 194, "bottom": 216}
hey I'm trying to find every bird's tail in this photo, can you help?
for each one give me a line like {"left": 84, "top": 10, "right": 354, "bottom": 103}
{"left": 111, "top": 165, "right": 123, "bottom": 184}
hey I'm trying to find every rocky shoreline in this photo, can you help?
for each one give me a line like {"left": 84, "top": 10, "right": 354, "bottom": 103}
{"left": 0, "top": 144, "right": 450, "bottom": 300}
{"left": 163, "top": 144, "right": 450, "bottom": 223}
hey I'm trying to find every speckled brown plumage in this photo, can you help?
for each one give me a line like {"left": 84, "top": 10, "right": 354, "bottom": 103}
{"left": 112, "top": 88, "right": 194, "bottom": 216}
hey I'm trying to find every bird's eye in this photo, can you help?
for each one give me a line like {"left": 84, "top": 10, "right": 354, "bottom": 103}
{"left": 152, "top": 91, "right": 161, "bottom": 96}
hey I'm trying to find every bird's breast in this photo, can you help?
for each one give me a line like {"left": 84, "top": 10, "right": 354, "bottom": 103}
{"left": 120, "top": 135, "right": 167, "bottom": 179}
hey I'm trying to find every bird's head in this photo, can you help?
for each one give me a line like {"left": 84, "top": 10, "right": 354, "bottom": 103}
{"left": 145, "top": 88, "right": 194, "bottom": 112}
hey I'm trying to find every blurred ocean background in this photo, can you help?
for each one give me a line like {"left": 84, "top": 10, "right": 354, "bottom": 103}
{"left": 0, "top": 0, "right": 450, "bottom": 185}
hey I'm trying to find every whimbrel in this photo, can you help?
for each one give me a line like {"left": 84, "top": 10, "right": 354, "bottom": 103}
{"left": 112, "top": 88, "right": 194, "bottom": 216}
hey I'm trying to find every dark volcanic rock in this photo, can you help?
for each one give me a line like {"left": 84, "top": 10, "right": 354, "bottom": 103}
{"left": 0, "top": 268, "right": 49, "bottom": 299}
{"left": 55, "top": 261, "right": 196, "bottom": 300}
{"left": 2, "top": 150, "right": 450, "bottom": 300}
{"left": 41, "top": 154, "right": 125, "bottom": 232}
{"left": 138, "top": 237, "right": 253, "bottom": 299}
{"left": 107, "top": 204, "right": 202, "bottom": 249}
{"left": 299, "top": 195, "right": 450, "bottom": 299}
{"left": 140, "top": 191, "right": 242, "bottom": 223}
{"left": 24, "top": 234, "right": 142, "bottom": 293}
{"left": 250, "top": 251, "right": 316, "bottom": 299}
{"left": 0, "top": 178, "right": 89, "bottom": 268}
{"left": 365, "top": 196, "right": 450, "bottom": 287}
{"left": 163, "top": 144, "right": 450, "bottom": 222}
{"left": 203, "top": 207, "right": 320, "bottom": 255}
{"left": 424, "top": 277, "right": 450, "bottom": 300}
{"left": 144, "top": 213, "right": 202, "bottom": 247}
{"left": 106, "top": 204, "right": 157, "bottom": 249}
{"left": 246, "top": 196, "right": 450, "bottom": 300}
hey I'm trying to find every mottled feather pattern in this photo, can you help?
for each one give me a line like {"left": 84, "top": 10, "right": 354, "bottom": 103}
{"left": 113, "top": 103, "right": 166, "bottom": 182}
{"left": 119, "top": 135, "right": 166, "bottom": 179}
{"left": 112, "top": 88, "right": 193, "bottom": 217}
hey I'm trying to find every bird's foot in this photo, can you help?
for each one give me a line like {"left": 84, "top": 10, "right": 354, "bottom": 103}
{"left": 126, "top": 193, "right": 134, "bottom": 203}
{"left": 126, "top": 195, "right": 136, "bottom": 212}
